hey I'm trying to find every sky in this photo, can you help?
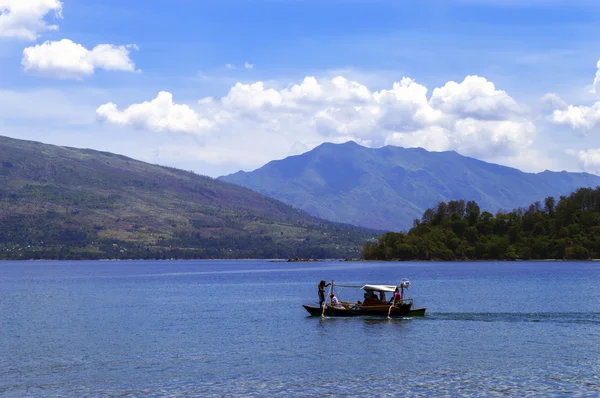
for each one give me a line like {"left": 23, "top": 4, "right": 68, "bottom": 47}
{"left": 1, "top": 0, "right": 600, "bottom": 177}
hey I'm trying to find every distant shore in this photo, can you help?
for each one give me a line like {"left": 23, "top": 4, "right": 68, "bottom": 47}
{"left": 2, "top": 258, "right": 600, "bottom": 262}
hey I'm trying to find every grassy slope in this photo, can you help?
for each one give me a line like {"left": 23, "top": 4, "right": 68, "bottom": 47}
{"left": 220, "top": 141, "right": 600, "bottom": 231}
{"left": 0, "top": 136, "right": 376, "bottom": 259}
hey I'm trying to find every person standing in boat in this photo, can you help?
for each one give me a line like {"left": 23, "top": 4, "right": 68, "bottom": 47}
{"left": 318, "top": 280, "right": 331, "bottom": 307}
{"left": 394, "top": 287, "right": 402, "bottom": 302}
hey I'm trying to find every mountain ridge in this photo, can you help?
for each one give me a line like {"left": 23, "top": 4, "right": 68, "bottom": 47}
{"left": 0, "top": 135, "right": 375, "bottom": 259}
{"left": 220, "top": 141, "right": 600, "bottom": 231}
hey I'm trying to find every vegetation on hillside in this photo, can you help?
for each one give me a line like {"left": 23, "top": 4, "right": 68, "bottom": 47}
{"left": 0, "top": 136, "right": 375, "bottom": 260}
{"left": 362, "top": 187, "right": 600, "bottom": 261}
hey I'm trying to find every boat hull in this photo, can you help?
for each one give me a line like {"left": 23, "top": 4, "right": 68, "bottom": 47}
{"left": 303, "top": 304, "right": 426, "bottom": 318}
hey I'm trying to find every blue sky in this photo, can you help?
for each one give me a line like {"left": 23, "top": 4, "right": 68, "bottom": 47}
{"left": 2, "top": 0, "right": 600, "bottom": 176}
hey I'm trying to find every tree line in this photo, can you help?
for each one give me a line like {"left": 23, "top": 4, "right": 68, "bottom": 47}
{"left": 0, "top": 213, "right": 364, "bottom": 260}
{"left": 362, "top": 187, "right": 600, "bottom": 261}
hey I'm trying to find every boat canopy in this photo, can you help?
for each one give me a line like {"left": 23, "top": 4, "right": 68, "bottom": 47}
{"left": 362, "top": 284, "right": 397, "bottom": 292}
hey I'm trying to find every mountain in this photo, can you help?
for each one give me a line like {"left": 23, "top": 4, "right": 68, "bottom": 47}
{"left": 0, "top": 136, "right": 375, "bottom": 260}
{"left": 219, "top": 141, "right": 600, "bottom": 231}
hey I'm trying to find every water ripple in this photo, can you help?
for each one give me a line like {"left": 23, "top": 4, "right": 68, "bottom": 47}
{"left": 427, "top": 312, "right": 600, "bottom": 324}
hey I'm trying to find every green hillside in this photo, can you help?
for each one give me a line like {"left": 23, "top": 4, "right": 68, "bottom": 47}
{"left": 0, "top": 136, "right": 375, "bottom": 260}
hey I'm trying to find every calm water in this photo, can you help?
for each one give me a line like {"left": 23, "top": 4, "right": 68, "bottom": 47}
{"left": 1, "top": 260, "right": 599, "bottom": 397}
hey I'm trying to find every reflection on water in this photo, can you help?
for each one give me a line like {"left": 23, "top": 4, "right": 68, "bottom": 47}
{"left": 1, "top": 260, "right": 599, "bottom": 397}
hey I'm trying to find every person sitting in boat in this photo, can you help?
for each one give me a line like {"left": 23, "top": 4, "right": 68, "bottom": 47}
{"left": 318, "top": 280, "right": 331, "bottom": 307}
{"left": 363, "top": 290, "right": 380, "bottom": 306}
{"left": 329, "top": 293, "right": 343, "bottom": 308}
{"left": 379, "top": 291, "right": 386, "bottom": 302}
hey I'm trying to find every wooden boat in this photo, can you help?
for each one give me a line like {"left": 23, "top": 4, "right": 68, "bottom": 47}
{"left": 303, "top": 280, "right": 426, "bottom": 318}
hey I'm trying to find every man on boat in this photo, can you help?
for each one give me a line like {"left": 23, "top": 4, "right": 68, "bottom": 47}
{"left": 318, "top": 280, "right": 331, "bottom": 307}
{"left": 330, "top": 293, "right": 343, "bottom": 308}
{"left": 362, "top": 290, "right": 380, "bottom": 306}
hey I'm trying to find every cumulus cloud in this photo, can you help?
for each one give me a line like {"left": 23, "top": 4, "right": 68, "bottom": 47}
{"left": 96, "top": 91, "right": 213, "bottom": 134}
{"left": 593, "top": 59, "right": 600, "bottom": 95}
{"left": 97, "top": 74, "right": 534, "bottom": 165}
{"left": 548, "top": 59, "right": 600, "bottom": 132}
{"left": 0, "top": 0, "right": 62, "bottom": 40}
{"left": 244, "top": 62, "right": 254, "bottom": 70}
{"left": 566, "top": 148, "right": 600, "bottom": 175}
{"left": 387, "top": 118, "right": 535, "bottom": 159}
{"left": 429, "top": 75, "right": 522, "bottom": 120}
{"left": 22, "top": 39, "right": 139, "bottom": 79}
{"left": 551, "top": 103, "right": 600, "bottom": 132}
{"left": 222, "top": 82, "right": 283, "bottom": 109}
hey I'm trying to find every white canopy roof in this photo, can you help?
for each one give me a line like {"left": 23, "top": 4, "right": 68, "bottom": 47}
{"left": 362, "top": 284, "right": 397, "bottom": 292}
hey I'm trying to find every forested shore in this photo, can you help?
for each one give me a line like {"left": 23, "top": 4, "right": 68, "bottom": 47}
{"left": 362, "top": 187, "right": 600, "bottom": 261}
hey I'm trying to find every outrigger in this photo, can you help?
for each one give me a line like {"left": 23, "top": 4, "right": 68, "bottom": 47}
{"left": 303, "top": 279, "right": 426, "bottom": 318}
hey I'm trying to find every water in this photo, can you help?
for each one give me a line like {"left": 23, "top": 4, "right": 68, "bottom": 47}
{"left": 1, "top": 260, "right": 599, "bottom": 397}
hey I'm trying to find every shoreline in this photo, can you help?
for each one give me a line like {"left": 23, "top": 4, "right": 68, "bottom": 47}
{"left": 1, "top": 258, "right": 599, "bottom": 262}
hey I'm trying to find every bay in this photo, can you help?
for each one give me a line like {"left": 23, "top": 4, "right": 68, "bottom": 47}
{"left": 1, "top": 260, "right": 599, "bottom": 397}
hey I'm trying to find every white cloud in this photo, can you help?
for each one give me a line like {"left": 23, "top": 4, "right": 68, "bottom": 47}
{"left": 592, "top": 59, "right": 600, "bottom": 95}
{"left": 0, "top": 0, "right": 62, "bottom": 40}
{"left": 551, "top": 103, "right": 600, "bottom": 132}
{"left": 96, "top": 91, "right": 213, "bottom": 134}
{"left": 540, "top": 93, "right": 568, "bottom": 111}
{"left": 566, "top": 148, "right": 600, "bottom": 174}
{"left": 225, "top": 64, "right": 235, "bottom": 70}
{"left": 373, "top": 77, "right": 441, "bottom": 132}
{"left": 97, "top": 74, "right": 535, "bottom": 167}
{"left": 386, "top": 118, "right": 535, "bottom": 159}
{"left": 222, "top": 82, "right": 283, "bottom": 109}
{"left": 429, "top": 75, "right": 522, "bottom": 120}
{"left": 548, "top": 59, "right": 600, "bottom": 132}
{"left": 244, "top": 62, "right": 254, "bottom": 70}
{"left": 22, "top": 39, "right": 139, "bottom": 79}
